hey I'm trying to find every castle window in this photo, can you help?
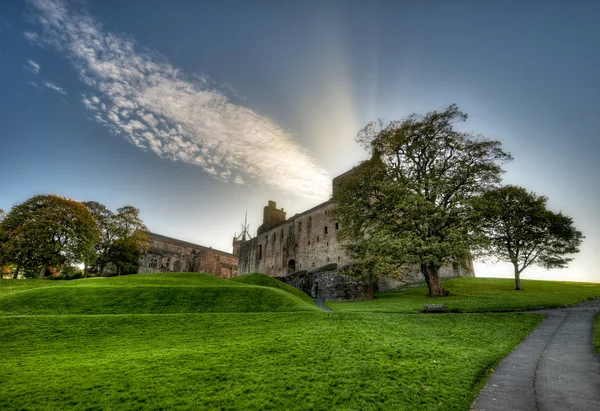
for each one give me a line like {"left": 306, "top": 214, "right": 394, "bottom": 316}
{"left": 338, "top": 256, "right": 341, "bottom": 262}
{"left": 298, "top": 221, "right": 302, "bottom": 232}
{"left": 327, "top": 242, "right": 329, "bottom": 246}
{"left": 325, "top": 210, "right": 329, "bottom": 216}
{"left": 316, "top": 236, "right": 319, "bottom": 242}
{"left": 312, "top": 262, "right": 315, "bottom": 267}
{"left": 324, "top": 226, "right": 328, "bottom": 235}
{"left": 149, "top": 258, "right": 158, "bottom": 268}
{"left": 308, "top": 217, "right": 312, "bottom": 228}
{"left": 335, "top": 222, "right": 339, "bottom": 230}
{"left": 308, "top": 240, "right": 311, "bottom": 245}
{"left": 173, "top": 261, "right": 181, "bottom": 272}
{"left": 327, "top": 257, "right": 330, "bottom": 262}
{"left": 280, "top": 229, "right": 284, "bottom": 239}
{"left": 258, "top": 244, "right": 263, "bottom": 260}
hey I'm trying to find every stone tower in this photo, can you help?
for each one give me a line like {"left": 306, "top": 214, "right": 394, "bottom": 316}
{"left": 257, "top": 201, "right": 286, "bottom": 235}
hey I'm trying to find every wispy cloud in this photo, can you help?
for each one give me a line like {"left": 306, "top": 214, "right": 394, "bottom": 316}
{"left": 42, "top": 80, "right": 66, "bottom": 95}
{"left": 26, "top": 0, "right": 330, "bottom": 200}
{"left": 26, "top": 59, "right": 41, "bottom": 73}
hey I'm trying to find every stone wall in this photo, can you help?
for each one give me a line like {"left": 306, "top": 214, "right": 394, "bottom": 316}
{"left": 138, "top": 233, "right": 238, "bottom": 278}
{"left": 376, "top": 261, "right": 474, "bottom": 292}
{"left": 275, "top": 264, "right": 373, "bottom": 301}
{"left": 238, "top": 200, "right": 353, "bottom": 277}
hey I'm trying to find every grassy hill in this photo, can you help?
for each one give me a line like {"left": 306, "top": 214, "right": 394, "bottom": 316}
{"left": 1, "top": 273, "right": 597, "bottom": 410}
{"left": 0, "top": 273, "right": 319, "bottom": 315}
{"left": 231, "top": 273, "right": 314, "bottom": 304}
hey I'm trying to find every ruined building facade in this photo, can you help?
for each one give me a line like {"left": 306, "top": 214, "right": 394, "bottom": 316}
{"left": 238, "top": 200, "right": 352, "bottom": 277}
{"left": 238, "top": 172, "right": 474, "bottom": 299}
{"left": 138, "top": 233, "right": 238, "bottom": 279}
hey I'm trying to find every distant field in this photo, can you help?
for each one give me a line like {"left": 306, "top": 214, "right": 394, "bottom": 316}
{"left": 2, "top": 273, "right": 594, "bottom": 410}
{"left": 327, "top": 278, "right": 600, "bottom": 313}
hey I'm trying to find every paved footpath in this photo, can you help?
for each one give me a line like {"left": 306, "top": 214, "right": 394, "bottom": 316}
{"left": 315, "top": 298, "right": 333, "bottom": 312}
{"left": 472, "top": 299, "right": 600, "bottom": 411}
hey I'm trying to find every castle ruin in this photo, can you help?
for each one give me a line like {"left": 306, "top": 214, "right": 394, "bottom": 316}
{"left": 238, "top": 170, "right": 475, "bottom": 300}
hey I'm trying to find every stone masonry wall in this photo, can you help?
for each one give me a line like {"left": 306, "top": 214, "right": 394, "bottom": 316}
{"left": 238, "top": 200, "right": 353, "bottom": 276}
{"left": 139, "top": 233, "right": 238, "bottom": 278}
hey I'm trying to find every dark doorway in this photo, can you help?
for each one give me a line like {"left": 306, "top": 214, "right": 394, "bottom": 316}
{"left": 287, "top": 259, "right": 296, "bottom": 274}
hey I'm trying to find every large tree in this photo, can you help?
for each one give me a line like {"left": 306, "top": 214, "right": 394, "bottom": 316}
{"left": 0, "top": 195, "right": 100, "bottom": 279}
{"left": 473, "top": 185, "right": 583, "bottom": 290}
{"left": 83, "top": 203, "right": 148, "bottom": 276}
{"left": 333, "top": 105, "right": 512, "bottom": 296}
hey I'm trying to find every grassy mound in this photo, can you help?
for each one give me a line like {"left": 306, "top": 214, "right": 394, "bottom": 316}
{"left": 231, "top": 273, "right": 315, "bottom": 304}
{"left": 328, "top": 277, "right": 600, "bottom": 313}
{"left": 0, "top": 273, "right": 319, "bottom": 315}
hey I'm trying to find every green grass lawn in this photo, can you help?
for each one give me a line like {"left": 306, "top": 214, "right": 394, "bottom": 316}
{"left": 2, "top": 273, "right": 595, "bottom": 410}
{"left": 0, "top": 311, "right": 541, "bottom": 410}
{"left": 327, "top": 277, "right": 600, "bottom": 313}
{"left": 231, "top": 272, "right": 315, "bottom": 304}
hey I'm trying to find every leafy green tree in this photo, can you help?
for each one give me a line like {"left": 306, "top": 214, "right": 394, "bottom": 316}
{"left": 83, "top": 201, "right": 116, "bottom": 275}
{"left": 106, "top": 237, "right": 143, "bottom": 276}
{"left": 473, "top": 185, "right": 583, "bottom": 290}
{"left": 333, "top": 105, "right": 512, "bottom": 296}
{"left": 0, "top": 195, "right": 100, "bottom": 279}
{"left": 83, "top": 203, "right": 148, "bottom": 276}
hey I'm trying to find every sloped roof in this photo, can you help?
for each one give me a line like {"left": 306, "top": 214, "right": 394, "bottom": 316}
{"left": 148, "top": 232, "right": 236, "bottom": 258}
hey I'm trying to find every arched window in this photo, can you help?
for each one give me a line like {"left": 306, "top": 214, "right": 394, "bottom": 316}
{"left": 149, "top": 259, "right": 158, "bottom": 268}
{"left": 173, "top": 261, "right": 182, "bottom": 272}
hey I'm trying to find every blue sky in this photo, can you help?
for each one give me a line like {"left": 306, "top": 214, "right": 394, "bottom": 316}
{"left": 1, "top": 0, "right": 598, "bottom": 282}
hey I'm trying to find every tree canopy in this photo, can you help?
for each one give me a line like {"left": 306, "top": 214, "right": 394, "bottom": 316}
{"left": 83, "top": 202, "right": 148, "bottom": 276}
{"left": 472, "top": 185, "right": 584, "bottom": 290}
{"left": 333, "top": 104, "right": 512, "bottom": 296}
{"left": 0, "top": 195, "right": 100, "bottom": 278}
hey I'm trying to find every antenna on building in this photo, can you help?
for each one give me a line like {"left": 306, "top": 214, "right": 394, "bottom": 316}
{"left": 240, "top": 211, "right": 252, "bottom": 240}
{"left": 234, "top": 211, "right": 252, "bottom": 242}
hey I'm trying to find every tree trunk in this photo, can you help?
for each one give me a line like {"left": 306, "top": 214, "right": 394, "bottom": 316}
{"left": 513, "top": 263, "right": 522, "bottom": 290}
{"left": 421, "top": 262, "right": 448, "bottom": 297}
{"left": 13, "top": 264, "right": 20, "bottom": 279}
{"left": 39, "top": 266, "right": 46, "bottom": 280}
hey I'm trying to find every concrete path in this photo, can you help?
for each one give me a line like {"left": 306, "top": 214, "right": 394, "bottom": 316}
{"left": 472, "top": 299, "right": 600, "bottom": 411}
{"left": 315, "top": 298, "right": 333, "bottom": 312}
